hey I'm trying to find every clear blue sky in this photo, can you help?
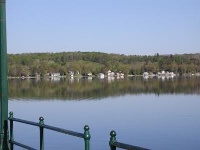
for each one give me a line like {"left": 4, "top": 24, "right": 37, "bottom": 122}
{"left": 6, "top": 0, "right": 200, "bottom": 55}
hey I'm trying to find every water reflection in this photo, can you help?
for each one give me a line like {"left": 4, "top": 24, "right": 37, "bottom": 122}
{"left": 9, "top": 94, "right": 200, "bottom": 150}
{"left": 8, "top": 76, "right": 200, "bottom": 100}
{"left": 8, "top": 77, "right": 200, "bottom": 150}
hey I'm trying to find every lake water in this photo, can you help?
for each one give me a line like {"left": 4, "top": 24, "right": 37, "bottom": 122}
{"left": 8, "top": 76, "right": 200, "bottom": 150}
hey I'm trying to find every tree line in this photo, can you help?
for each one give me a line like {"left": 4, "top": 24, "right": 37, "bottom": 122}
{"left": 7, "top": 52, "right": 200, "bottom": 77}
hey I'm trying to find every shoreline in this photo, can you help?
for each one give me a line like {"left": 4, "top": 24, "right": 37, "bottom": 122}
{"left": 7, "top": 73, "right": 200, "bottom": 80}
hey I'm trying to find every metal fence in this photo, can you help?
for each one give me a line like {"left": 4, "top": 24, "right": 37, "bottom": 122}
{"left": 8, "top": 112, "right": 90, "bottom": 150}
{"left": 8, "top": 111, "right": 149, "bottom": 150}
{"left": 109, "top": 131, "right": 150, "bottom": 150}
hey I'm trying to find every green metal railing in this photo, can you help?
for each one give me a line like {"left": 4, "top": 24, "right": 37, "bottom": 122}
{"left": 8, "top": 112, "right": 91, "bottom": 150}
{"left": 8, "top": 112, "right": 149, "bottom": 150}
{"left": 109, "top": 131, "right": 149, "bottom": 150}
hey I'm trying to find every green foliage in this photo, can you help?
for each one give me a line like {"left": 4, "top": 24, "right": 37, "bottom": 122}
{"left": 8, "top": 77, "right": 200, "bottom": 100}
{"left": 7, "top": 52, "right": 200, "bottom": 77}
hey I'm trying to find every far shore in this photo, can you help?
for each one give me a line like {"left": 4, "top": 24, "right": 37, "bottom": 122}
{"left": 7, "top": 73, "right": 200, "bottom": 80}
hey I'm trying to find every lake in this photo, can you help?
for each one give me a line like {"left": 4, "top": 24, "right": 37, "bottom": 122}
{"left": 8, "top": 76, "right": 200, "bottom": 150}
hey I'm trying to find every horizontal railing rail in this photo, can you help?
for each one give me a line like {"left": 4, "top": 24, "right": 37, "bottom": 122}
{"left": 109, "top": 131, "right": 150, "bottom": 150}
{"left": 11, "top": 140, "right": 37, "bottom": 150}
{"left": 8, "top": 112, "right": 91, "bottom": 150}
{"left": 10, "top": 117, "right": 84, "bottom": 138}
{"left": 10, "top": 117, "right": 40, "bottom": 127}
{"left": 42, "top": 124, "right": 84, "bottom": 138}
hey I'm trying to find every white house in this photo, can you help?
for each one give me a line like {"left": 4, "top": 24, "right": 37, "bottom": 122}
{"left": 98, "top": 73, "right": 105, "bottom": 79}
{"left": 50, "top": 73, "right": 60, "bottom": 77}
{"left": 143, "top": 72, "right": 149, "bottom": 76}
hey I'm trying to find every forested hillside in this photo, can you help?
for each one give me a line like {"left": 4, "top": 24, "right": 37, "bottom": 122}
{"left": 7, "top": 52, "right": 200, "bottom": 77}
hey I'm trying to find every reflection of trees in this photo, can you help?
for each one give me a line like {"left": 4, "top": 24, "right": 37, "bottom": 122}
{"left": 8, "top": 77, "right": 200, "bottom": 100}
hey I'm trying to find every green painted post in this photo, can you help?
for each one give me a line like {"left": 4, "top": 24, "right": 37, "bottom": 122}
{"left": 39, "top": 117, "right": 44, "bottom": 150}
{"left": 9, "top": 112, "right": 13, "bottom": 150}
{"left": 109, "top": 131, "right": 117, "bottom": 150}
{"left": 84, "top": 125, "right": 90, "bottom": 150}
{"left": 0, "top": 0, "right": 8, "bottom": 149}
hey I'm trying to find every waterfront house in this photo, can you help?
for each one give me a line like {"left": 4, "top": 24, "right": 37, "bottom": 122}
{"left": 143, "top": 72, "right": 149, "bottom": 76}
{"left": 68, "top": 71, "right": 74, "bottom": 77}
{"left": 107, "top": 70, "right": 115, "bottom": 77}
{"left": 98, "top": 73, "right": 105, "bottom": 79}
{"left": 50, "top": 73, "right": 60, "bottom": 77}
{"left": 87, "top": 72, "right": 92, "bottom": 76}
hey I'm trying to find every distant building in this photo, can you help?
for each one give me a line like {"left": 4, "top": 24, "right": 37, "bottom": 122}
{"left": 87, "top": 72, "right": 92, "bottom": 76}
{"left": 98, "top": 73, "right": 105, "bottom": 79}
{"left": 68, "top": 71, "right": 74, "bottom": 77}
{"left": 50, "top": 73, "right": 60, "bottom": 77}
{"left": 143, "top": 72, "right": 149, "bottom": 76}
{"left": 107, "top": 70, "right": 115, "bottom": 77}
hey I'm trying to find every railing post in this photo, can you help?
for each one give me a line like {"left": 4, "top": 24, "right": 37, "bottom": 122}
{"left": 9, "top": 112, "right": 13, "bottom": 150}
{"left": 0, "top": 0, "right": 8, "bottom": 149}
{"left": 39, "top": 117, "right": 44, "bottom": 150}
{"left": 109, "top": 130, "right": 117, "bottom": 150}
{"left": 84, "top": 125, "right": 90, "bottom": 150}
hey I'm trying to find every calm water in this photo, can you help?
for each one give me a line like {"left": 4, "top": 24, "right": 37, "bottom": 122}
{"left": 8, "top": 77, "right": 200, "bottom": 150}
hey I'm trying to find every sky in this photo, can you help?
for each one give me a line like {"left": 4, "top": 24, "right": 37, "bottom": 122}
{"left": 6, "top": 0, "right": 200, "bottom": 55}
